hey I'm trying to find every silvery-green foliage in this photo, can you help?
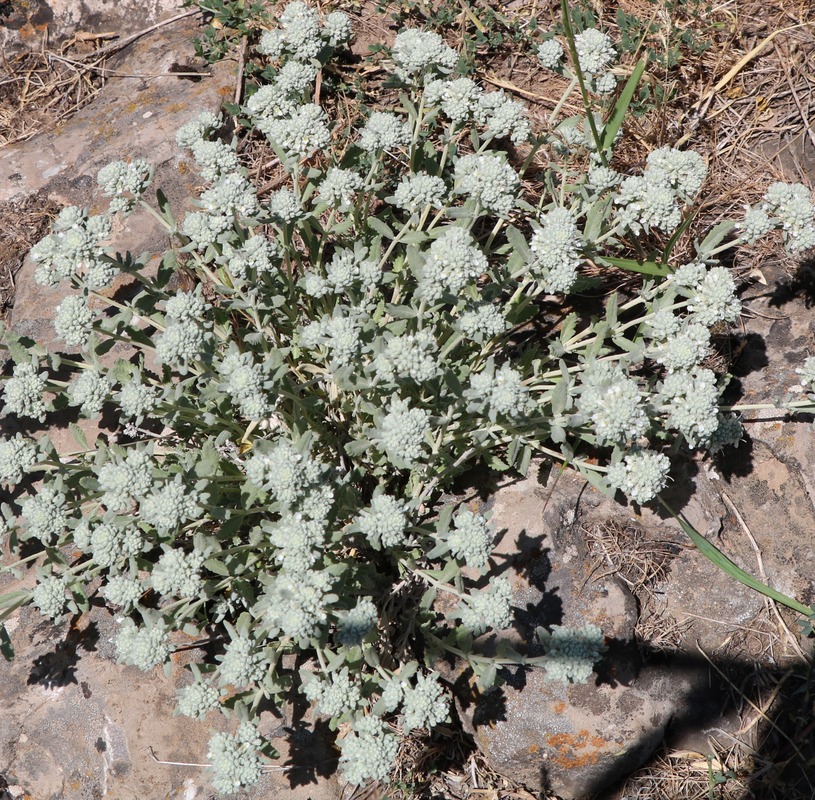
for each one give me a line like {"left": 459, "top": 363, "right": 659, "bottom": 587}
{"left": 540, "top": 624, "right": 607, "bottom": 684}
{"left": 1, "top": 6, "right": 806, "bottom": 793}
{"left": 796, "top": 356, "right": 815, "bottom": 389}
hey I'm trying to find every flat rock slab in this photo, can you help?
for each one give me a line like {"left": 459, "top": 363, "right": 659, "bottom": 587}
{"left": 0, "top": 599, "right": 341, "bottom": 800}
{"left": 1, "top": 16, "right": 233, "bottom": 354}
{"left": 1, "top": 0, "right": 187, "bottom": 56}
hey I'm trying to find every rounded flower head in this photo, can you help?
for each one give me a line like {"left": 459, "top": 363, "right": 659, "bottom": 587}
{"left": 607, "top": 449, "right": 670, "bottom": 504}
{"left": 376, "top": 396, "right": 430, "bottom": 467}
{"left": 529, "top": 206, "right": 582, "bottom": 294}
{"left": 339, "top": 717, "right": 399, "bottom": 785}
{"left": 574, "top": 28, "right": 615, "bottom": 75}
{"left": 392, "top": 29, "right": 458, "bottom": 80}
{"left": 537, "top": 38, "right": 564, "bottom": 70}
{"left": 356, "top": 493, "right": 409, "bottom": 549}
{"left": 454, "top": 152, "right": 519, "bottom": 217}
{"left": 448, "top": 508, "right": 493, "bottom": 569}
{"left": 54, "top": 294, "right": 94, "bottom": 347}
{"left": 0, "top": 434, "right": 37, "bottom": 487}
{"left": 3, "top": 363, "right": 48, "bottom": 421}
{"left": 401, "top": 672, "right": 450, "bottom": 732}
{"left": 358, "top": 111, "right": 411, "bottom": 153}
{"left": 391, "top": 172, "right": 447, "bottom": 214}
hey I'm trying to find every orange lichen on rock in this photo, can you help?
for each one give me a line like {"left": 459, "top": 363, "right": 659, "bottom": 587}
{"left": 545, "top": 730, "right": 609, "bottom": 769}
{"left": 553, "top": 700, "right": 567, "bottom": 714}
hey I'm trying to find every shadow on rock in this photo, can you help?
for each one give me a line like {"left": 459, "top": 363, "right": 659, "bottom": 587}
{"left": 283, "top": 718, "right": 338, "bottom": 789}
{"left": 27, "top": 616, "right": 99, "bottom": 688}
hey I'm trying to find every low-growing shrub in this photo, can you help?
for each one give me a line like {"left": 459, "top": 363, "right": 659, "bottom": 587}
{"left": 2, "top": 3, "right": 815, "bottom": 791}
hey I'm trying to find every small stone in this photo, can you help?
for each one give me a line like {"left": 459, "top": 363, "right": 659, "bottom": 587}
{"left": 103, "top": 718, "right": 131, "bottom": 777}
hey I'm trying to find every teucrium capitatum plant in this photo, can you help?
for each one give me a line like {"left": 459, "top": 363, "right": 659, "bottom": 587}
{"left": 2, "top": 3, "right": 815, "bottom": 792}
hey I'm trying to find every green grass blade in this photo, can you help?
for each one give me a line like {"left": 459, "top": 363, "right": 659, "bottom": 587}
{"left": 598, "top": 256, "right": 670, "bottom": 277}
{"left": 660, "top": 499, "right": 814, "bottom": 618}
{"left": 601, "top": 58, "right": 646, "bottom": 154}
{"left": 662, "top": 208, "right": 697, "bottom": 263}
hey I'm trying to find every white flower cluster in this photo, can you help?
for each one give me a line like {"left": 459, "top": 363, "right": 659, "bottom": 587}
{"left": 325, "top": 312, "right": 365, "bottom": 367}
{"left": 474, "top": 90, "right": 530, "bottom": 145}
{"left": 616, "top": 148, "right": 705, "bottom": 234}
{"left": 101, "top": 575, "right": 143, "bottom": 609}
{"left": 467, "top": 362, "right": 531, "bottom": 420}
{"left": 265, "top": 569, "right": 333, "bottom": 641}
{"left": 199, "top": 173, "right": 259, "bottom": 221}
{"left": 219, "top": 634, "right": 269, "bottom": 686}
{"left": 20, "top": 485, "right": 67, "bottom": 544}
{"left": 424, "top": 77, "right": 480, "bottom": 124}
{"left": 646, "top": 147, "right": 707, "bottom": 197}
{"left": 89, "top": 521, "right": 144, "bottom": 567}
{"left": 536, "top": 38, "right": 564, "bottom": 70}
{"left": 457, "top": 302, "right": 507, "bottom": 342}
{"left": 151, "top": 548, "right": 205, "bottom": 597}
{"left": 707, "top": 413, "right": 744, "bottom": 454}
{"left": 358, "top": 111, "right": 412, "bottom": 153}
{"left": 317, "top": 167, "right": 364, "bottom": 212}
{"left": 268, "top": 513, "right": 325, "bottom": 573}
{"left": 207, "top": 723, "right": 263, "bottom": 795}
{"left": 245, "top": 440, "right": 322, "bottom": 505}
{"left": 356, "top": 493, "right": 409, "bottom": 549}
{"left": 454, "top": 152, "right": 519, "bottom": 217}
{"left": 305, "top": 670, "right": 361, "bottom": 717}
{"left": 541, "top": 624, "right": 606, "bottom": 684}
{"left": 660, "top": 367, "right": 720, "bottom": 448}
{"left": 67, "top": 369, "right": 110, "bottom": 419}
{"left": 376, "top": 396, "right": 430, "bottom": 466}
{"left": 459, "top": 577, "right": 513, "bottom": 636}
{"left": 373, "top": 330, "right": 438, "bottom": 383}
{"left": 218, "top": 350, "right": 276, "bottom": 421}
{"left": 416, "top": 226, "right": 488, "bottom": 301}
{"left": 391, "top": 171, "right": 447, "bottom": 214}
{"left": 175, "top": 110, "right": 221, "bottom": 148}
{"left": 529, "top": 206, "right": 583, "bottom": 294}
{"left": 97, "top": 159, "right": 152, "bottom": 213}
{"left": 221, "top": 235, "right": 280, "bottom": 280}
{"left": 391, "top": 29, "right": 458, "bottom": 80}
{"left": 140, "top": 475, "right": 203, "bottom": 532}
{"left": 115, "top": 618, "right": 171, "bottom": 671}
{"left": 54, "top": 294, "right": 94, "bottom": 347}
{"left": 736, "top": 205, "right": 773, "bottom": 244}
{"left": 338, "top": 598, "right": 379, "bottom": 647}
{"left": 649, "top": 321, "right": 710, "bottom": 372}
{"left": 448, "top": 508, "right": 493, "bottom": 569}
{"left": 29, "top": 206, "right": 114, "bottom": 288}
{"left": 607, "top": 449, "right": 670, "bottom": 503}
{"left": 155, "top": 319, "right": 206, "bottom": 368}
{"left": 686, "top": 266, "right": 741, "bottom": 326}
{"left": 260, "top": 103, "right": 331, "bottom": 161}
{"left": 32, "top": 576, "right": 66, "bottom": 619}
{"left": 574, "top": 28, "right": 615, "bottom": 75}
{"left": 177, "top": 680, "right": 220, "bottom": 719}
{"left": 338, "top": 717, "right": 399, "bottom": 785}
{"left": 98, "top": 448, "right": 152, "bottom": 512}
{"left": 116, "top": 377, "right": 159, "bottom": 424}
{"left": 324, "top": 248, "right": 379, "bottom": 293}
{"left": 796, "top": 355, "right": 815, "bottom": 389}
{"left": 268, "top": 187, "right": 303, "bottom": 223}
{"left": 577, "top": 362, "right": 648, "bottom": 446}
{"left": 761, "top": 182, "right": 815, "bottom": 252}
{"left": 401, "top": 672, "right": 449, "bottom": 732}
{"left": 0, "top": 434, "right": 37, "bottom": 487}
{"left": 2, "top": 362, "right": 47, "bottom": 421}
{"left": 258, "top": 1, "right": 349, "bottom": 61}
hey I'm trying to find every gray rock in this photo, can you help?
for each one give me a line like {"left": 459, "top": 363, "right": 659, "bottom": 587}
{"left": 1, "top": 0, "right": 188, "bottom": 57}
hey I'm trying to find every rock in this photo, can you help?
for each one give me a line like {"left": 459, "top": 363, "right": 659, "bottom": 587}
{"left": 0, "top": 596, "right": 342, "bottom": 800}
{"left": 1, "top": 0, "right": 188, "bottom": 57}
{"left": 0, "top": 14, "right": 231, "bottom": 350}
{"left": 452, "top": 465, "right": 803, "bottom": 798}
